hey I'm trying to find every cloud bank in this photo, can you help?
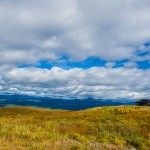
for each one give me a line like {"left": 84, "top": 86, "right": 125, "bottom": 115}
{"left": 0, "top": 66, "right": 149, "bottom": 100}
{"left": 0, "top": 0, "right": 150, "bottom": 64}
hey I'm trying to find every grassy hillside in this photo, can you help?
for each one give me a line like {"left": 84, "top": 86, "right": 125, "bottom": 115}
{"left": 0, "top": 106, "right": 149, "bottom": 150}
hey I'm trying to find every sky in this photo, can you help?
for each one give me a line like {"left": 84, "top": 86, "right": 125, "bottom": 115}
{"left": 0, "top": 0, "right": 150, "bottom": 100}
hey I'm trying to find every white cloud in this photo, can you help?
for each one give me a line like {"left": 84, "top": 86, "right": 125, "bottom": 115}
{"left": 0, "top": 66, "right": 149, "bottom": 100}
{"left": 0, "top": 0, "right": 150, "bottom": 65}
{"left": 105, "top": 62, "right": 116, "bottom": 68}
{"left": 123, "top": 62, "right": 138, "bottom": 68}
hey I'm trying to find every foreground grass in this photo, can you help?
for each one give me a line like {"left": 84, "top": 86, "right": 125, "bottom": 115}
{"left": 0, "top": 106, "right": 149, "bottom": 150}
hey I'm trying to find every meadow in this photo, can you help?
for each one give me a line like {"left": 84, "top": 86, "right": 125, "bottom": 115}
{"left": 0, "top": 106, "right": 149, "bottom": 150}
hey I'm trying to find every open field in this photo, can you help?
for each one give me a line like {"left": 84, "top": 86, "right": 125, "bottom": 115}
{"left": 0, "top": 106, "right": 149, "bottom": 150}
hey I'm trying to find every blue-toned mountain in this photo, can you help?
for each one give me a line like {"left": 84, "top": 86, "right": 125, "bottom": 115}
{"left": 0, "top": 94, "right": 134, "bottom": 110}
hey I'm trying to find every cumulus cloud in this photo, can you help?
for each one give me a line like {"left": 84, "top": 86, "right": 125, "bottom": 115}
{"left": 105, "top": 62, "right": 116, "bottom": 68}
{"left": 123, "top": 62, "right": 138, "bottom": 68}
{"left": 0, "top": 0, "right": 150, "bottom": 65}
{"left": 0, "top": 66, "right": 149, "bottom": 100}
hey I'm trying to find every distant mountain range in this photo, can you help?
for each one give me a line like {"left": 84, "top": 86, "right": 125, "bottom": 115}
{"left": 0, "top": 94, "right": 134, "bottom": 110}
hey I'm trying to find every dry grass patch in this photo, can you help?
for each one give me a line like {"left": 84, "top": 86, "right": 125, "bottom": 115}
{"left": 0, "top": 106, "right": 149, "bottom": 150}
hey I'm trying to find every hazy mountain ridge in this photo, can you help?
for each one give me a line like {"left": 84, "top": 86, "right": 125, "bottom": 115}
{"left": 0, "top": 94, "right": 134, "bottom": 110}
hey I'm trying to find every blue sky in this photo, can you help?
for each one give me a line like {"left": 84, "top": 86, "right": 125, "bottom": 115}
{"left": 33, "top": 56, "right": 150, "bottom": 70}
{"left": 0, "top": 0, "right": 150, "bottom": 100}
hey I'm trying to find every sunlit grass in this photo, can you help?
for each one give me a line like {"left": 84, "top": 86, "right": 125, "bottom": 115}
{"left": 0, "top": 106, "right": 149, "bottom": 149}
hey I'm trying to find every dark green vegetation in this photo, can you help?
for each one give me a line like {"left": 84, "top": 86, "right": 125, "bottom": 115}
{"left": 135, "top": 99, "right": 150, "bottom": 106}
{"left": 0, "top": 106, "right": 149, "bottom": 150}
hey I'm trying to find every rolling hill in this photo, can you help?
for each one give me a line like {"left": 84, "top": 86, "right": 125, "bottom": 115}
{"left": 0, "top": 106, "right": 149, "bottom": 150}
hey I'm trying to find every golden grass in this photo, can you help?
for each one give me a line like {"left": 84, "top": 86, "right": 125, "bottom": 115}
{"left": 0, "top": 106, "right": 149, "bottom": 150}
